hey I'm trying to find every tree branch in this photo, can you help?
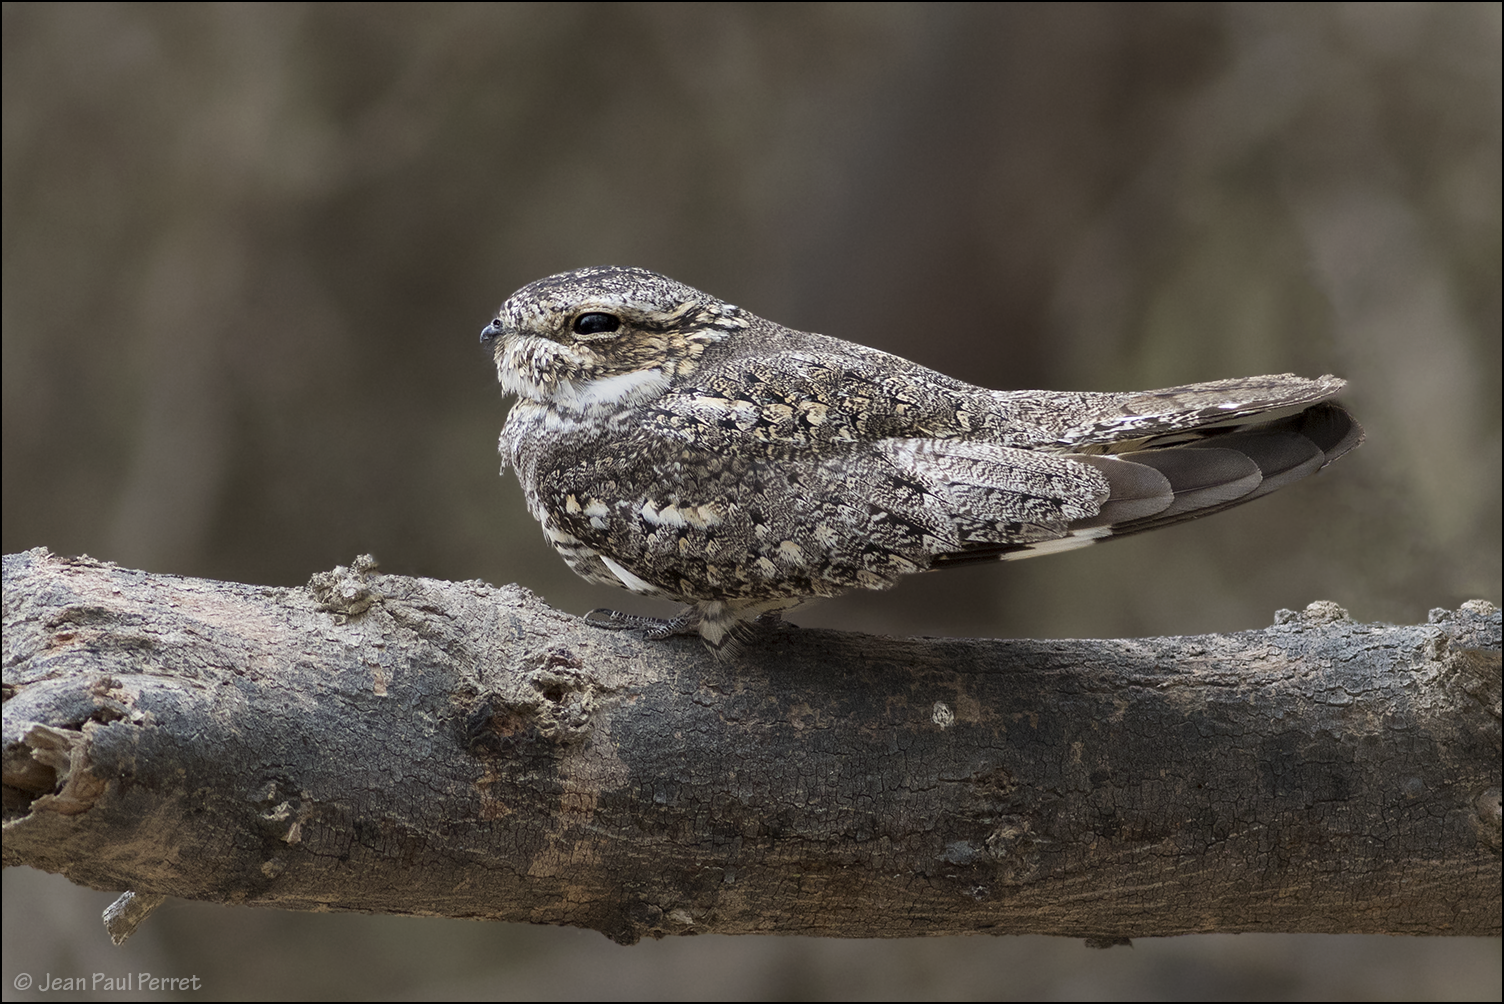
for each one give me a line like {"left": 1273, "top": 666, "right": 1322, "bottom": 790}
{"left": 3, "top": 548, "right": 1499, "bottom": 945}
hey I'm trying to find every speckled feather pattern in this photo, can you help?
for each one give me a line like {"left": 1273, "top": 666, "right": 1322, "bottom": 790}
{"left": 483, "top": 266, "right": 1362, "bottom": 648}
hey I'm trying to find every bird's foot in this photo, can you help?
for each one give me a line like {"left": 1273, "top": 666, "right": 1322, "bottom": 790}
{"left": 582, "top": 607, "right": 700, "bottom": 640}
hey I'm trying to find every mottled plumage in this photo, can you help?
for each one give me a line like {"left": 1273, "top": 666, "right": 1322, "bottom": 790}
{"left": 483, "top": 266, "right": 1362, "bottom": 649}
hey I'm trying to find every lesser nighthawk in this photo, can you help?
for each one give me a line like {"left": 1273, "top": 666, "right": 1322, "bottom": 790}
{"left": 483, "top": 266, "right": 1361, "bottom": 650}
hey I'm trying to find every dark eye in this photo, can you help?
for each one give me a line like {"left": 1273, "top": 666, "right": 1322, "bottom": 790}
{"left": 572, "top": 312, "right": 621, "bottom": 335}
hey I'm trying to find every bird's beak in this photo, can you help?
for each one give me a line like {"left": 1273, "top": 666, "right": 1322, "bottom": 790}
{"left": 480, "top": 320, "right": 503, "bottom": 346}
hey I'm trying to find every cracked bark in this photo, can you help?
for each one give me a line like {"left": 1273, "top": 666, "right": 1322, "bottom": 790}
{"left": 2, "top": 548, "right": 1499, "bottom": 945}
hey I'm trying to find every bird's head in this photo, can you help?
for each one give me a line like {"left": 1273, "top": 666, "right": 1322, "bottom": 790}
{"left": 482, "top": 266, "right": 747, "bottom": 412}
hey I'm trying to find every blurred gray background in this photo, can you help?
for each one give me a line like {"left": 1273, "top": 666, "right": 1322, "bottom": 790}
{"left": 3, "top": 4, "right": 1498, "bottom": 1000}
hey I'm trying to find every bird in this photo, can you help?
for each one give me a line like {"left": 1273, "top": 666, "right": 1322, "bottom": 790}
{"left": 482, "top": 266, "right": 1362, "bottom": 651}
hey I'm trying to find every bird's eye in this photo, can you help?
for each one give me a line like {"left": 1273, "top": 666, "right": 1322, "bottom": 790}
{"left": 572, "top": 312, "right": 621, "bottom": 335}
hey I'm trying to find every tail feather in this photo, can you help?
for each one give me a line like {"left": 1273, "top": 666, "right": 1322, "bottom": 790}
{"left": 935, "top": 401, "right": 1362, "bottom": 566}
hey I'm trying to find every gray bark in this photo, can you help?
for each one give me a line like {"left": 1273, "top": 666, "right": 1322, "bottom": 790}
{"left": 2, "top": 548, "right": 1499, "bottom": 945}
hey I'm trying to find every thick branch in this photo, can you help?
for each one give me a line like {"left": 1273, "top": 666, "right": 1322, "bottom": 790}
{"left": 2, "top": 548, "right": 1499, "bottom": 944}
